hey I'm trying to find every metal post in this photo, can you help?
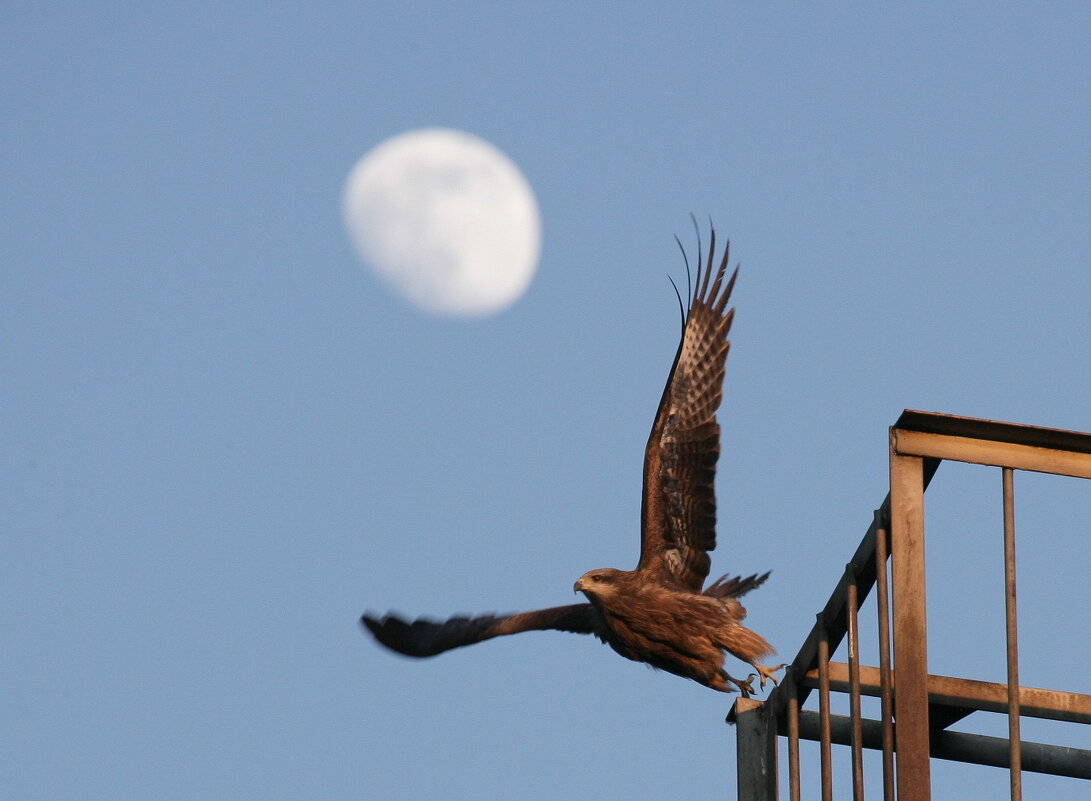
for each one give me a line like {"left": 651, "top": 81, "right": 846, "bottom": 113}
{"left": 874, "top": 511, "right": 896, "bottom": 801}
{"left": 1002, "top": 467, "right": 1022, "bottom": 801}
{"left": 846, "top": 564, "right": 864, "bottom": 801}
{"left": 817, "top": 613, "right": 833, "bottom": 801}
{"left": 889, "top": 445, "right": 931, "bottom": 800}
{"left": 787, "top": 671, "right": 800, "bottom": 801}
{"left": 735, "top": 698, "right": 778, "bottom": 801}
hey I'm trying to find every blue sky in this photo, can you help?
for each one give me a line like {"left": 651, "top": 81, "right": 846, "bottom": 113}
{"left": 4, "top": 4, "right": 1090, "bottom": 799}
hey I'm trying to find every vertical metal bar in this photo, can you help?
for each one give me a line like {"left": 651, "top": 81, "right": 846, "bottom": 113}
{"left": 1002, "top": 467, "right": 1022, "bottom": 801}
{"left": 889, "top": 446, "right": 931, "bottom": 800}
{"left": 787, "top": 671, "right": 800, "bottom": 801}
{"left": 817, "top": 613, "right": 833, "bottom": 801}
{"left": 874, "top": 511, "right": 895, "bottom": 801}
{"left": 846, "top": 564, "right": 864, "bottom": 801}
{"left": 735, "top": 698, "right": 778, "bottom": 801}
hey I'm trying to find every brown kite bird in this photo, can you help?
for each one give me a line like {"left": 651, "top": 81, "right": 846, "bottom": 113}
{"left": 362, "top": 228, "right": 780, "bottom": 696}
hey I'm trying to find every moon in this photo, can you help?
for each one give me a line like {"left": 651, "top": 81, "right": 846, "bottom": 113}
{"left": 342, "top": 129, "right": 542, "bottom": 316}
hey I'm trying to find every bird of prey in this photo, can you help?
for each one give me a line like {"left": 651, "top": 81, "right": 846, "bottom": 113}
{"left": 362, "top": 227, "right": 780, "bottom": 696}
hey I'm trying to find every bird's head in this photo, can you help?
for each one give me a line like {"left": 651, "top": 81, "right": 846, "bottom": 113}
{"left": 574, "top": 568, "right": 625, "bottom": 599}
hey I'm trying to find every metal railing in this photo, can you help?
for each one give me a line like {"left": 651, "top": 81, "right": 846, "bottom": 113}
{"left": 730, "top": 410, "right": 1091, "bottom": 801}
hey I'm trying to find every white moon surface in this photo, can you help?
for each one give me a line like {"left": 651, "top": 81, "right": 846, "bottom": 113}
{"left": 342, "top": 128, "right": 542, "bottom": 316}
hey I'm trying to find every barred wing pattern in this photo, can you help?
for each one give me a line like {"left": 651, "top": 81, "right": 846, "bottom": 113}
{"left": 637, "top": 229, "right": 738, "bottom": 592}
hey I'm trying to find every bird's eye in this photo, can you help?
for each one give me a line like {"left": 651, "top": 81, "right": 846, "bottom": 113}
{"left": 591, "top": 574, "right": 602, "bottom": 582}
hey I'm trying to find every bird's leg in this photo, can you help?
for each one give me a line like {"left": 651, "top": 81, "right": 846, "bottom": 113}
{"left": 751, "top": 662, "right": 786, "bottom": 690}
{"left": 716, "top": 669, "right": 756, "bottom": 697}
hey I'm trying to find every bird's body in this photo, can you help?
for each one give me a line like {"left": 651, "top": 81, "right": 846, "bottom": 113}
{"left": 574, "top": 568, "right": 775, "bottom": 692}
{"left": 363, "top": 226, "right": 780, "bottom": 696}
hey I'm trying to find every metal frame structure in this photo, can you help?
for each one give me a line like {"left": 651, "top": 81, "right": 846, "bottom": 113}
{"left": 730, "top": 410, "right": 1091, "bottom": 801}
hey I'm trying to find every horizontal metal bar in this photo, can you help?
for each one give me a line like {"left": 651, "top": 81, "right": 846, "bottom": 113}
{"left": 799, "top": 663, "right": 1091, "bottom": 726}
{"left": 790, "top": 710, "right": 1091, "bottom": 780}
{"left": 892, "top": 429, "right": 1091, "bottom": 479}
{"left": 894, "top": 410, "right": 1091, "bottom": 456}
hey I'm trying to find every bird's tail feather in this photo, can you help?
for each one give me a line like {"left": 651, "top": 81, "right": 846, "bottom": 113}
{"left": 719, "top": 624, "right": 775, "bottom": 662}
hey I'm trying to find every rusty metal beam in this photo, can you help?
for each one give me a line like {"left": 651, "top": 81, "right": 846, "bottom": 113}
{"left": 894, "top": 410, "right": 1091, "bottom": 456}
{"left": 798, "top": 663, "right": 1091, "bottom": 725}
{"left": 787, "top": 711, "right": 1091, "bottom": 780}
{"left": 817, "top": 616, "right": 833, "bottom": 801}
{"left": 1002, "top": 468, "right": 1022, "bottom": 801}
{"left": 845, "top": 568, "right": 864, "bottom": 801}
{"left": 889, "top": 449, "right": 931, "bottom": 800}
{"left": 892, "top": 428, "right": 1091, "bottom": 479}
{"left": 874, "top": 515, "right": 895, "bottom": 801}
{"left": 786, "top": 677, "right": 801, "bottom": 801}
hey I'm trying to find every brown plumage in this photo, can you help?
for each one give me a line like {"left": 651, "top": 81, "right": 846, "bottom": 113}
{"left": 362, "top": 225, "right": 780, "bottom": 696}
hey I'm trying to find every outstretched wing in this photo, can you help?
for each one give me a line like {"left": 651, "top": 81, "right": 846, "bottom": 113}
{"left": 362, "top": 604, "right": 597, "bottom": 658}
{"left": 637, "top": 227, "right": 738, "bottom": 592}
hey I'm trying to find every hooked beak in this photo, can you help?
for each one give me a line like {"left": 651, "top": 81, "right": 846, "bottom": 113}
{"left": 573, "top": 578, "right": 585, "bottom": 594}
